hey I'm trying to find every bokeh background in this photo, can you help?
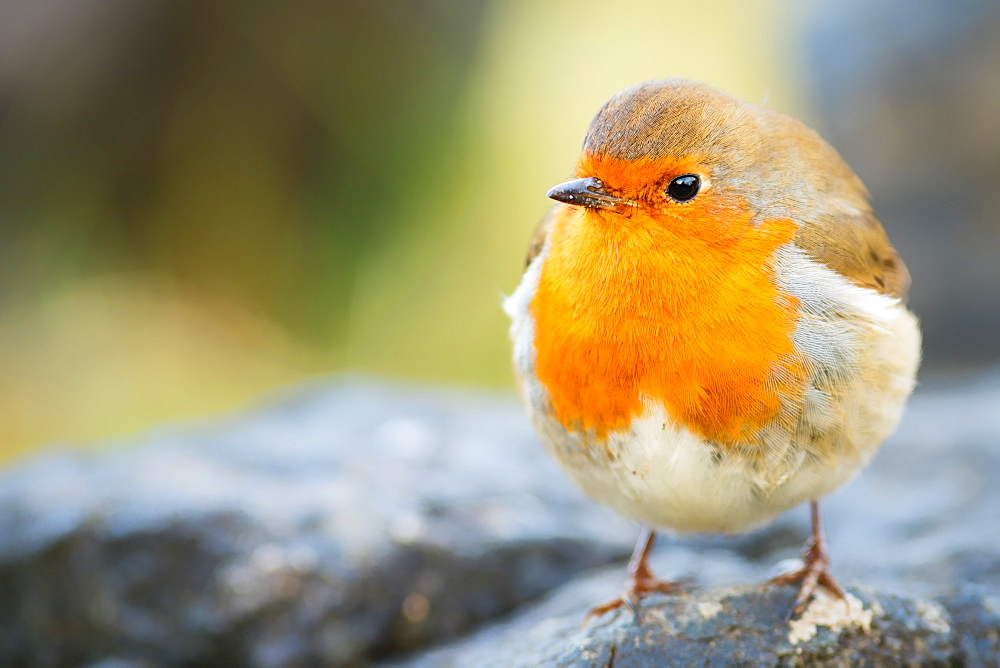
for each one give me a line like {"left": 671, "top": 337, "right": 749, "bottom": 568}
{"left": 2, "top": 0, "right": 997, "bottom": 460}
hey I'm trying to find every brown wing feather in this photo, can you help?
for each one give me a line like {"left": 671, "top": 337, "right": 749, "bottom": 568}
{"left": 757, "top": 108, "right": 911, "bottom": 302}
{"left": 795, "top": 210, "right": 910, "bottom": 302}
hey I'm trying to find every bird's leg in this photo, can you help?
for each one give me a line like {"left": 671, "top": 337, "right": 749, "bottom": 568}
{"left": 586, "top": 527, "right": 681, "bottom": 622}
{"left": 767, "top": 500, "right": 846, "bottom": 619}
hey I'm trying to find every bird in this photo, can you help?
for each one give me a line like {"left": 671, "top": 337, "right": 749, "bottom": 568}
{"left": 504, "top": 79, "right": 921, "bottom": 620}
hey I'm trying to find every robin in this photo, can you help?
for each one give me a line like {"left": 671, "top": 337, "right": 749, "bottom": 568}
{"left": 505, "top": 79, "right": 920, "bottom": 620}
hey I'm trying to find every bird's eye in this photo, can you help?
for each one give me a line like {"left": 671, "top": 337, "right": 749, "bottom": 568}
{"left": 666, "top": 174, "right": 700, "bottom": 202}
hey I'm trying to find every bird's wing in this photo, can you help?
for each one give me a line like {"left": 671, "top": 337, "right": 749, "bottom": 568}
{"left": 794, "top": 210, "right": 910, "bottom": 302}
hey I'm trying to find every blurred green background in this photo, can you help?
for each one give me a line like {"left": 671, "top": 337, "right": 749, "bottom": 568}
{"left": 0, "top": 0, "right": 801, "bottom": 458}
{"left": 7, "top": 0, "right": 997, "bottom": 460}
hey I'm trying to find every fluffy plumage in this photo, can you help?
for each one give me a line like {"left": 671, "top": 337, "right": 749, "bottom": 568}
{"left": 505, "top": 80, "right": 920, "bottom": 616}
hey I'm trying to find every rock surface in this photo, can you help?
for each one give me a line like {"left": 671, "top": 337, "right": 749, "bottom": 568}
{"left": 0, "top": 372, "right": 999, "bottom": 666}
{"left": 0, "top": 379, "right": 635, "bottom": 666}
{"left": 400, "top": 583, "right": 956, "bottom": 667}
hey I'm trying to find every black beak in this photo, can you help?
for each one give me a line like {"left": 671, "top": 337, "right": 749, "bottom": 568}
{"left": 546, "top": 177, "right": 622, "bottom": 209}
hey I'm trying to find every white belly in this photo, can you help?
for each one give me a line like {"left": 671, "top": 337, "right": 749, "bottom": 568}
{"left": 530, "top": 401, "right": 865, "bottom": 534}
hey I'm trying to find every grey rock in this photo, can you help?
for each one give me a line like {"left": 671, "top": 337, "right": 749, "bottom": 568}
{"left": 399, "top": 581, "right": 956, "bottom": 667}
{"left": 941, "top": 586, "right": 1000, "bottom": 667}
{"left": 2, "top": 370, "right": 1000, "bottom": 665}
{"left": 0, "top": 378, "right": 634, "bottom": 666}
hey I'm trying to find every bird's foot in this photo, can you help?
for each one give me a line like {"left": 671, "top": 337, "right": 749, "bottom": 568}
{"left": 586, "top": 571, "right": 683, "bottom": 622}
{"left": 767, "top": 537, "right": 846, "bottom": 620}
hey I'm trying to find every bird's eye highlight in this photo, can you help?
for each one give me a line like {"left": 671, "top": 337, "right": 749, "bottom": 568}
{"left": 666, "top": 174, "right": 700, "bottom": 202}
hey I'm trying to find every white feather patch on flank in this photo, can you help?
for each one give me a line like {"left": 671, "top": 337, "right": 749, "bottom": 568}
{"left": 504, "top": 242, "right": 548, "bottom": 409}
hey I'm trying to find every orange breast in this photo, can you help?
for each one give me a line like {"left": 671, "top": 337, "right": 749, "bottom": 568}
{"left": 530, "top": 190, "right": 805, "bottom": 445}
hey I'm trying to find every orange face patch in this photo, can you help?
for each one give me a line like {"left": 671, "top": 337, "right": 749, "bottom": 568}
{"left": 530, "top": 154, "right": 805, "bottom": 444}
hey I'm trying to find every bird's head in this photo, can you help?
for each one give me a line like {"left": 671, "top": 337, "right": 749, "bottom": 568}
{"left": 546, "top": 79, "right": 868, "bottom": 241}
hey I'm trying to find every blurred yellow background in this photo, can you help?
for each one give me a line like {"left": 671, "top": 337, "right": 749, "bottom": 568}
{"left": 0, "top": 0, "right": 817, "bottom": 458}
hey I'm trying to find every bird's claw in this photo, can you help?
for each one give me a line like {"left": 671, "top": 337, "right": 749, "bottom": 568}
{"left": 768, "top": 539, "right": 846, "bottom": 621}
{"left": 585, "top": 577, "right": 682, "bottom": 624}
